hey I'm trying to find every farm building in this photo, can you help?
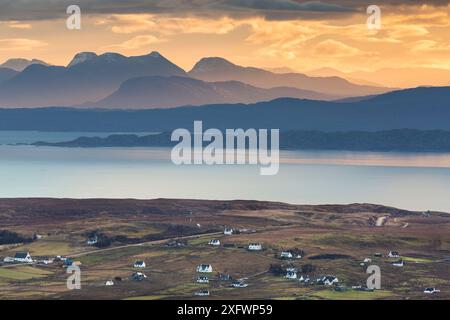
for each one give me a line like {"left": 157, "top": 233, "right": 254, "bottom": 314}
{"left": 248, "top": 243, "right": 263, "bottom": 251}
{"left": 208, "top": 239, "right": 220, "bottom": 246}
{"left": 388, "top": 251, "right": 400, "bottom": 258}
{"left": 133, "top": 261, "right": 146, "bottom": 268}
{"left": 14, "top": 252, "right": 33, "bottom": 263}
{"left": 196, "top": 276, "right": 209, "bottom": 284}
{"left": 317, "top": 276, "right": 339, "bottom": 286}
{"left": 224, "top": 228, "right": 234, "bottom": 235}
{"left": 196, "top": 264, "right": 213, "bottom": 273}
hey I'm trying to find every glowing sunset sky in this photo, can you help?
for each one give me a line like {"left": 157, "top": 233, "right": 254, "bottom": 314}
{"left": 0, "top": 0, "right": 449, "bottom": 75}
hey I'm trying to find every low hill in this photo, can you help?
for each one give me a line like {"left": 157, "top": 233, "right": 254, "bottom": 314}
{"left": 93, "top": 76, "right": 338, "bottom": 108}
{"left": 1, "top": 87, "right": 449, "bottom": 132}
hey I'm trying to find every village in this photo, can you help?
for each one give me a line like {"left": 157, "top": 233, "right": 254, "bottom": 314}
{"left": 0, "top": 199, "right": 448, "bottom": 300}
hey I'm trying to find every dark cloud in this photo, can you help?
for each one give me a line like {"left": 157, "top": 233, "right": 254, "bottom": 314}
{"left": 0, "top": 0, "right": 448, "bottom": 21}
{"left": 219, "top": 0, "right": 354, "bottom": 12}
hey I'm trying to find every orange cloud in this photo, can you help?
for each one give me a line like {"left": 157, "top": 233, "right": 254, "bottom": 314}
{"left": 103, "top": 35, "right": 162, "bottom": 50}
{"left": 0, "top": 38, "right": 46, "bottom": 51}
{"left": 313, "top": 39, "right": 364, "bottom": 57}
{"left": 6, "top": 21, "right": 32, "bottom": 29}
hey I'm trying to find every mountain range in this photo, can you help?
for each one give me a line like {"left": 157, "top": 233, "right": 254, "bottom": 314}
{"left": 188, "top": 57, "right": 389, "bottom": 97}
{"left": 0, "top": 51, "right": 391, "bottom": 108}
{"left": 308, "top": 67, "right": 450, "bottom": 88}
{"left": 94, "top": 76, "right": 339, "bottom": 108}
{"left": 1, "top": 86, "right": 449, "bottom": 132}
{"left": 0, "top": 58, "right": 49, "bottom": 72}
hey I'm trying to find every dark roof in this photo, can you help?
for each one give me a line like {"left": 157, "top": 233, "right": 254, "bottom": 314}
{"left": 14, "top": 252, "right": 29, "bottom": 259}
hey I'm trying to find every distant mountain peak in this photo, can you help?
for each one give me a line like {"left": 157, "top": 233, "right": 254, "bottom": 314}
{"left": 191, "top": 57, "right": 237, "bottom": 72}
{"left": 0, "top": 58, "right": 49, "bottom": 71}
{"left": 67, "top": 52, "right": 98, "bottom": 67}
{"left": 148, "top": 51, "right": 162, "bottom": 58}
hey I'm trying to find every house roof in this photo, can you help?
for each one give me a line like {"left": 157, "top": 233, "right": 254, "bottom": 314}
{"left": 14, "top": 252, "right": 29, "bottom": 259}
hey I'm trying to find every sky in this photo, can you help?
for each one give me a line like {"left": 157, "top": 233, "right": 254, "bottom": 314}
{"left": 0, "top": 0, "right": 449, "bottom": 74}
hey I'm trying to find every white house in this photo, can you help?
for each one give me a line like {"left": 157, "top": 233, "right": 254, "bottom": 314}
{"left": 37, "top": 257, "right": 53, "bottom": 265}
{"left": 196, "top": 276, "right": 209, "bottom": 284}
{"left": 285, "top": 271, "right": 297, "bottom": 280}
{"left": 194, "top": 290, "right": 210, "bottom": 296}
{"left": 208, "top": 239, "right": 221, "bottom": 246}
{"left": 14, "top": 252, "right": 33, "bottom": 263}
{"left": 298, "top": 275, "right": 308, "bottom": 282}
{"left": 132, "top": 272, "right": 147, "bottom": 281}
{"left": 280, "top": 251, "right": 293, "bottom": 259}
{"left": 424, "top": 287, "right": 440, "bottom": 294}
{"left": 133, "top": 260, "right": 146, "bottom": 268}
{"left": 3, "top": 257, "right": 14, "bottom": 263}
{"left": 392, "top": 259, "right": 404, "bottom": 267}
{"left": 286, "top": 267, "right": 297, "bottom": 272}
{"left": 87, "top": 236, "right": 98, "bottom": 245}
{"left": 388, "top": 251, "right": 400, "bottom": 258}
{"left": 224, "top": 228, "right": 234, "bottom": 235}
{"left": 317, "top": 276, "right": 339, "bottom": 286}
{"left": 248, "top": 243, "right": 263, "bottom": 251}
{"left": 231, "top": 281, "right": 248, "bottom": 288}
{"left": 105, "top": 280, "right": 114, "bottom": 286}
{"left": 374, "top": 253, "right": 383, "bottom": 257}
{"left": 196, "top": 264, "right": 213, "bottom": 273}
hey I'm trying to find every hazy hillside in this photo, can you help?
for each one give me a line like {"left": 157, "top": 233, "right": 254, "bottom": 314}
{"left": 93, "top": 76, "right": 338, "bottom": 108}
{"left": 188, "top": 57, "right": 390, "bottom": 97}
{"left": 1, "top": 87, "right": 449, "bottom": 132}
{"left": 0, "top": 58, "right": 49, "bottom": 71}
{"left": 308, "top": 67, "right": 450, "bottom": 88}
{"left": 32, "top": 129, "right": 450, "bottom": 153}
{"left": 0, "top": 68, "right": 18, "bottom": 84}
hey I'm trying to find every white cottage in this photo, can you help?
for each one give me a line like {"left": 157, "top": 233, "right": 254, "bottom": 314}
{"left": 248, "top": 243, "right": 263, "bottom": 251}
{"left": 231, "top": 281, "right": 248, "bottom": 288}
{"left": 317, "top": 276, "right": 339, "bottom": 286}
{"left": 224, "top": 228, "right": 234, "bottom": 235}
{"left": 285, "top": 271, "right": 297, "bottom": 280}
{"left": 392, "top": 259, "right": 404, "bottom": 267}
{"left": 280, "top": 251, "right": 293, "bottom": 259}
{"left": 87, "top": 236, "right": 98, "bottom": 245}
{"left": 196, "top": 264, "right": 213, "bottom": 273}
{"left": 388, "top": 251, "right": 400, "bottom": 258}
{"left": 208, "top": 239, "right": 221, "bottom": 246}
{"left": 424, "top": 287, "right": 440, "bottom": 294}
{"left": 196, "top": 276, "right": 209, "bottom": 284}
{"left": 133, "top": 260, "right": 146, "bottom": 268}
{"left": 194, "top": 290, "right": 210, "bottom": 296}
{"left": 14, "top": 252, "right": 33, "bottom": 263}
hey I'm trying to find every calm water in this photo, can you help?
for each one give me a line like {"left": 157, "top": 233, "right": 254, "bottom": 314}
{"left": 1, "top": 131, "right": 450, "bottom": 212}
